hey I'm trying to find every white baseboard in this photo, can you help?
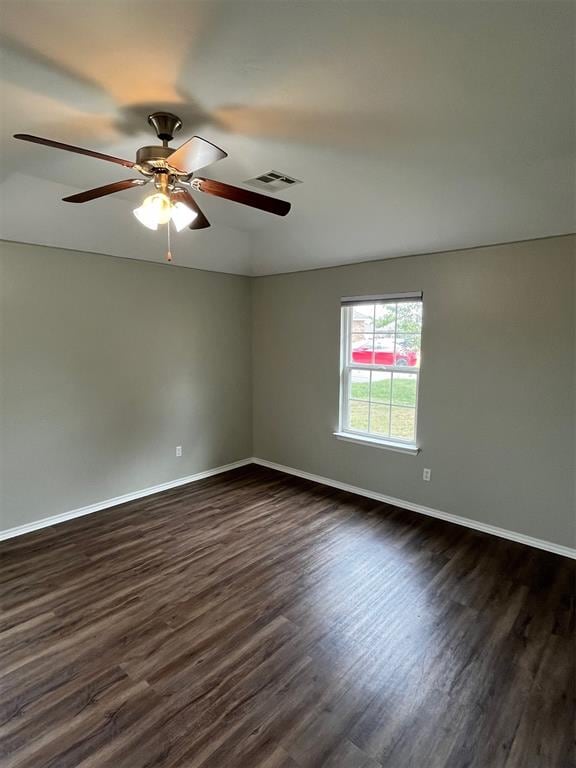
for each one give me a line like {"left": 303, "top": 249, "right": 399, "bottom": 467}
{"left": 3, "top": 456, "right": 574, "bottom": 559}
{"left": 0, "top": 459, "right": 252, "bottom": 541}
{"left": 252, "top": 457, "right": 576, "bottom": 560}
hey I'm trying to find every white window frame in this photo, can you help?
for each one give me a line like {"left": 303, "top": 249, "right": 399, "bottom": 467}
{"left": 336, "top": 296, "right": 422, "bottom": 454}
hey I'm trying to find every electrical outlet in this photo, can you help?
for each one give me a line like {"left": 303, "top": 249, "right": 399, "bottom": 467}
{"left": 423, "top": 468, "right": 431, "bottom": 482}
{"left": 176, "top": 446, "right": 182, "bottom": 457}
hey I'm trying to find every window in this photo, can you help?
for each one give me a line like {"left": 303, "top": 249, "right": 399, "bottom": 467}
{"left": 338, "top": 292, "right": 423, "bottom": 451}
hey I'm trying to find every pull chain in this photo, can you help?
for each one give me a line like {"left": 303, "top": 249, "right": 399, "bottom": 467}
{"left": 166, "top": 219, "right": 172, "bottom": 263}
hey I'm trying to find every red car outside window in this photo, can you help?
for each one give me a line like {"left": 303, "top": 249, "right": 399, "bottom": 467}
{"left": 352, "top": 347, "right": 417, "bottom": 367}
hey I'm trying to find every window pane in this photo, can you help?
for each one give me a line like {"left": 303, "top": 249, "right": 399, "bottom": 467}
{"left": 370, "top": 371, "right": 391, "bottom": 403}
{"left": 351, "top": 334, "right": 374, "bottom": 365}
{"left": 342, "top": 299, "right": 422, "bottom": 445}
{"left": 373, "top": 334, "right": 395, "bottom": 366}
{"left": 375, "top": 302, "right": 396, "bottom": 332}
{"left": 370, "top": 403, "right": 390, "bottom": 436}
{"left": 390, "top": 406, "right": 415, "bottom": 441}
{"left": 352, "top": 305, "right": 374, "bottom": 334}
{"left": 350, "top": 369, "right": 370, "bottom": 400}
{"left": 349, "top": 401, "right": 369, "bottom": 431}
{"left": 391, "top": 372, "right": 417, "bottom": 407}
{"left": 396, "top": 302, "right": 422, "bottom": 333}
{"left": 395, "top": 334, "right": 421, "bottom": 368}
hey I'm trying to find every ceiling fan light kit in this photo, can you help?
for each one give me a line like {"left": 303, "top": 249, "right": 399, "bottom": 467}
{"left": 13, "top": 111, "right": 292, "bottom": 263}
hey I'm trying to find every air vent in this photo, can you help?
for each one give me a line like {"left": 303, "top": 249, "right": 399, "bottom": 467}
{"left": 244, "top": 171, "right": 302, "bottom": 193}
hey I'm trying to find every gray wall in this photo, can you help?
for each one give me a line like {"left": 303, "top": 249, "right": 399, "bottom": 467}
{"left": 2, "top": 236, "right": 574, "bottom": 548}
{"left": 252, "top": 236, "right": 575, "bottom": 548}
{"left": 0, "top": 241, "right": 252, "bottom": 530}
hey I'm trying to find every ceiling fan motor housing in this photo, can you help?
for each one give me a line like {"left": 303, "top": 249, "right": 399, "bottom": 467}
{"left": 136, "top": 144, "right": 177, "bottom": 168}
{"left": 135, "top": 146, "right": 191, "bottom": 179}
{"left": 136, "top": 113, "right": 187, "bottom": 174}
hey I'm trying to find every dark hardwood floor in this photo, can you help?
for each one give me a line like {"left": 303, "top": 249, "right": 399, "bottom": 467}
{"left": 0, "top": 465, "right": 574, "bottom": 768}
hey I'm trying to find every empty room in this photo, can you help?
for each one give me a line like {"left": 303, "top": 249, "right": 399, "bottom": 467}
{"left": 0, "top": 1, "right": 574, "bottom": 767}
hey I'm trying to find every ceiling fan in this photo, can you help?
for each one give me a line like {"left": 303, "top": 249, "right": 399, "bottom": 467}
{"left": 14, "top": 112, "right": 291, "bottom": 259}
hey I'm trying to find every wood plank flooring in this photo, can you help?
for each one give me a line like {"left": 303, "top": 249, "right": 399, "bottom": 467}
{"left": 0, "top": 465, "right": 574, "bottom": 767}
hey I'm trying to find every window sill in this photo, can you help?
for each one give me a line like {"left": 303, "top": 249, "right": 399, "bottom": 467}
{"left": 333, "top": 431, "right": 420, "bottom": 455}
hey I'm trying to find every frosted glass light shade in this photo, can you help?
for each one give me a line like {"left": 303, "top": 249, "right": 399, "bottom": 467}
{"left": 133, "top": 193, "right": 172, "bottom": 230}
{"left": 171, "top": 201, "right": 198, "bottom": 232}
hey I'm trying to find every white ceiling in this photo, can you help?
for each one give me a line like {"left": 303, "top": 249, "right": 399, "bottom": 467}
{"left": 0, "top": 1, "right": 573, "bottom": 275}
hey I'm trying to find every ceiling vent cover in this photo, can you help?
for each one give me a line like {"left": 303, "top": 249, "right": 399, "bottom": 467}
{"left": 244, "top": 171, "right": 302, "bottom": 193}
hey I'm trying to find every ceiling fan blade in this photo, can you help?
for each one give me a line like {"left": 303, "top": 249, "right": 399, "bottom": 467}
{"left": 171, "top": 188, "right": 210, "bottom": 229}
{"left": 193, "top": 178, "right": 291, "bottom": 217}
{"left": 63, "top": 179, "right": 147, "bottom": 203}
{"left": 167, "top": 136, "right": 227, "bottom": 174}
{"left": 13, "top": 134, "right": 135, "bottom": 168}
